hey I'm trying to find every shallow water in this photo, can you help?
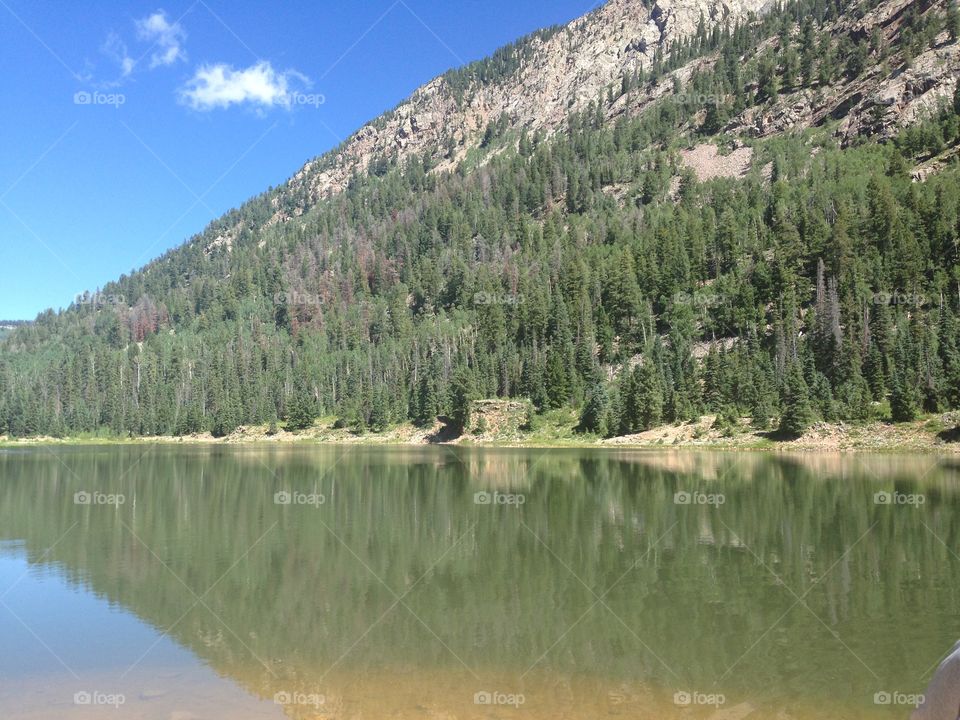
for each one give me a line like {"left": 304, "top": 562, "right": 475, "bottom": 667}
{"left": 0, "top": 445, "right": 957, "bottom": 719}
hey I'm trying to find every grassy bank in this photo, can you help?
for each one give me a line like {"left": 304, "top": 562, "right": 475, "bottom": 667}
{"left": 2, "top": 402, "right": 959, "bottom": 454}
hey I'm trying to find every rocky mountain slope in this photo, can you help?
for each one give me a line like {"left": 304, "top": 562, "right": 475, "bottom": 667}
{"left": 247, "top": 0, "right": 958, "bottom": 235}
{"left": 263, "top": 0, "right": 774, "bottom": 226}
{"left": 740, "top": 0, "right": 959, "bottom": 141}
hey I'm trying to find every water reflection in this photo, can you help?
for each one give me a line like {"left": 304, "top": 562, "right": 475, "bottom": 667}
{"left": 0, "top": 446, "right": 957, "bottom": 718}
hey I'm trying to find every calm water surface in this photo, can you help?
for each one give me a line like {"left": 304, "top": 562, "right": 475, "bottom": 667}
{"left": 0, "top": 445, "right": 958, "bottom": 719}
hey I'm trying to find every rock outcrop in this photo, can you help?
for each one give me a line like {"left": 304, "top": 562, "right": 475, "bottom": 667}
{"left": 271, "top": 0, "right": 773, "bottom": 219}
{"left": 221, "top": 0, "right": 957, "bottom": 241}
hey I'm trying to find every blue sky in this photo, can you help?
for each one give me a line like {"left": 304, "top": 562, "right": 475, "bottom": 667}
{"left": 0, "top": 0, "right": 596, "bottom": 320}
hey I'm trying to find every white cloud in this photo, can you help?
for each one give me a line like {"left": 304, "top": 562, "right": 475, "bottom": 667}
{"left": 135, "top": 10, "right": 186, "bottom": 69}
{"left": 102, "top": 32, "right": 135, "bottom": 78}
{"left": 96, "top": 9, "right": 184, "bottom": 82}
{"left": 179, "top": 61, "right": 309, "bottom": 111}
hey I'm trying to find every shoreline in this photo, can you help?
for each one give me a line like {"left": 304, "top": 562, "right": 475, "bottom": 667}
{"left": 3, "top": 411, "right": 958, "bottom": 454}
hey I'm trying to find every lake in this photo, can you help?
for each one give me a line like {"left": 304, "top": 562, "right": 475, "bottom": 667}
{"left": 0, "top": 445, "right": 957, "bottom": 719}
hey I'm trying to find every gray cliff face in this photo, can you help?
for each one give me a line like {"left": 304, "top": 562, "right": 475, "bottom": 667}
{"left": 271, "top": 0, "right": 772, "bottom": 218}
{"left": 201, "top": 0, "right": 955, "bottom": 245}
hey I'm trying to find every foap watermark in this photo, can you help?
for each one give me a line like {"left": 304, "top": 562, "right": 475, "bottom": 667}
{"left": 473, "top": 292, "right": 525, "bottom": 306}
{"left": 669, "top": 92, "right": 734, "bottom": 106}
{"left": 674, "top": 490, "right": 725, "bottom": 507}
{"left": 274, "top": 490, "right": 326, "bottom": 508}
{"left": 74, "top": 90, "right": 125, "bottom": 108}
{"left": 874, "top": 691, "right": 924, "bottom": 707}
{"left": 473, "top": 691, "right": 525, "bottom": 708}
{"left": 273, "top": 290, "right": 323, "bottom": 307}
{"left": 74, "top": 490, "right": 125, "bottom": 506}
{"left": 75, "top": 290, "right": 125, "bottom": 306}
{"left": 289, "top": 91, "right": 326, "bottom": 109}
{"left": 74, "top": 690, "right": 125, "bottom": 709}
{"left": 673, "top": 290, "right": 723, "bottom": 308}
{"left": 871, "top": 291, "right": 927, "bottom": 307}
{"left": 474, "top": 490, "right": 525, "bottom": 507}
{"left": 273, "top": 691, "right": 325, "bottom": 708}
{"left": 673, "top": 690, "right": 725, "bottom": 708}
{"left": 874, "top": 490, "right": 925, "bottom": 507}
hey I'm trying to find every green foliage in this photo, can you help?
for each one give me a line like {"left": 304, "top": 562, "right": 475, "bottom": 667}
{"left": 1, "top": 0, "right": 959, "bottom": 443}
{"left": 577, "top": 382, "right": 609, "bottom": 436}
{"left": 713, "top": 405, "right": 741, "bottom": 437}
{"left": 449, "top": 366, "right": 476, "bottom": 435}
{"left": 211, "top": 409, "right": 240, "bottom": 439}
{"left": 949, "top": 0, "right": 960, "bottom": 41}
{"left": 473, "top": 415, "right": 488, "bottom": 435}
{"left": 890, "top": 374, "right": 921, "bottom": 423}
{"left": 613, "top": 359, "right": 664, "bottom": 435}
{"left": 750, "top": 393, "right": 773, "bottom": 430}
{"left": 757, "top": 52, "right": 780, "bottom": 103}
{"left": 285, "top": 384, "right": 316, "bottom": 431}
{"left": 779, "top": 364, "right": 815, "bottom": 437}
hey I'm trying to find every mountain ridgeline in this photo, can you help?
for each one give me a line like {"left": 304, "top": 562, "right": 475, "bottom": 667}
{"left": 2, "top": 0, "right": 960, "bottom": 439}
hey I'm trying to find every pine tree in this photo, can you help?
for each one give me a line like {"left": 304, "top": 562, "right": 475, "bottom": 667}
{"left": 544, "top": 348, "right": 571, "bottom": 409}
{"left": 612, "top": 367, "right": 637, "bottom": 436}
{"left": 938, "top": 310, "right": 960, "bottom": 408}
{"left": 413, "top": 357, "right": 441, "bottom": 427}
{"left": 779, "top": 363, "right": 814, "bottom": 436}
{"left": 449, "top": 366, "right": 476, "bottom": 435}
{"left": 633, "top": 361, "right": 664, "bottom": 430}
{"left": 713, "top": 404, "right": 740, "bottom": 436}
{"left": 757, "top": 52, "right": 780, "bottom": 103}
{"left": 948, "top": 0, "right": 960, "bottom": 41}
{"left": 799, "top": 19, "right": 816, "bottom": 85}
{"left": 818, "top": 46, "right": 837, "bottom": 85}
{"left": 369, "top": 387, "right": 390, "bottom": 432}
{"left": 889, "top": 372, "right": 921, "bottom": 423}
{"left": 285, "top": 384, "right": 316, "bottom": 431}
{"left": 211, "top": 402, "right": 240, "bottom": 438}
{"left": 782, "top": 47, "right": 800, "bottom": 89}
{"left": 606, "top": 248, "right": 644, "bottom": 346}
{"left": 702, "top": 348, "right": 724, "bottom": 411}
{"left": 701, "top": 99, "right": 728, "bottom": 135}
{"left": 521, "top": 354, "right": 549, "bottom": 411}
{"left": 750, "top": 393, "right": 773, "bottom": 430}
{"left": 578, "top": 382, "right": 609, "bottom": 435}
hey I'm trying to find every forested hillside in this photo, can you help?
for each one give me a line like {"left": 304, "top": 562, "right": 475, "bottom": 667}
{"left": 0, "top": 322, "right": 28, "bottom": 343}
{"left": 1, "top": 0, "right": 959, "bottom": 439}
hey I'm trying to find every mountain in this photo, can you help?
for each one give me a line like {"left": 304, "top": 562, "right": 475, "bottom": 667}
{"left": 2, "top": 0, "right": 960, "bottom": 440}
{"left": 268, "top": 0, "right": 772, "bottom": 213}
{"left": 267, "top": 0, "right": 958, "bottom": 221}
